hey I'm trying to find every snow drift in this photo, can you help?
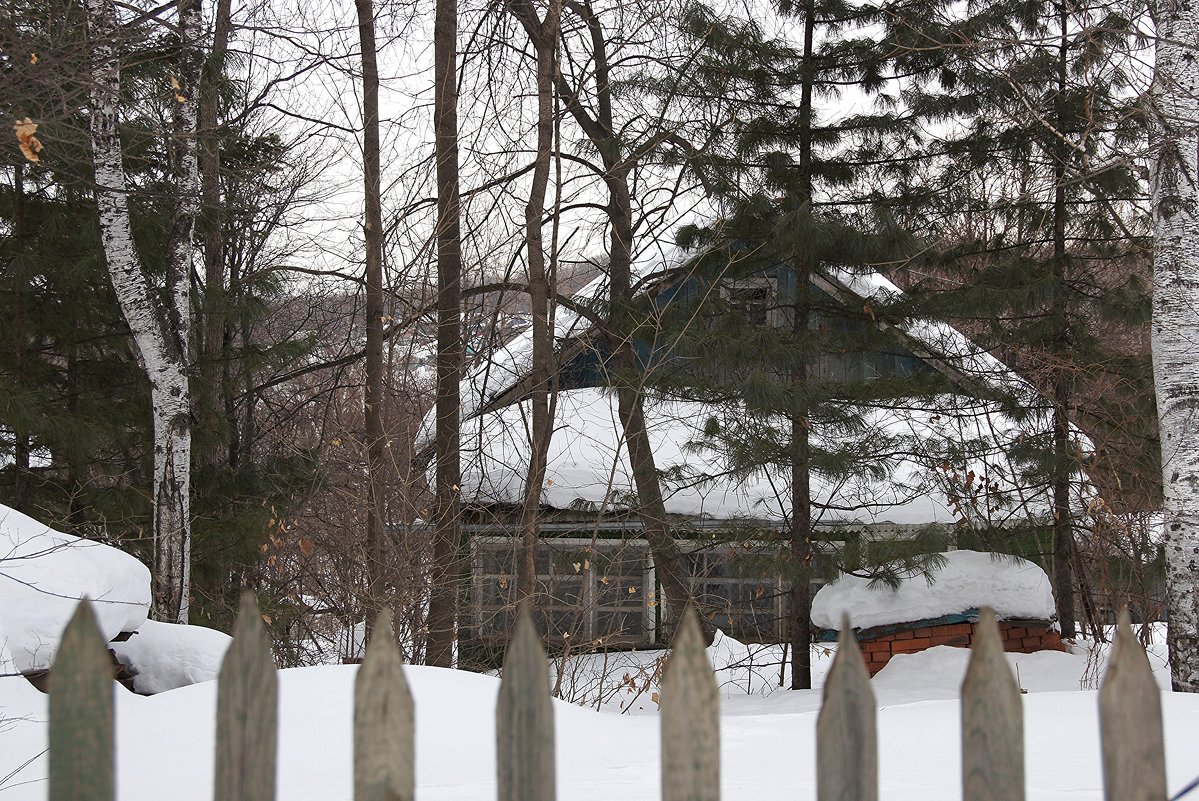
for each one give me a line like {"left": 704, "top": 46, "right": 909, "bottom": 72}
{"left": 0, "top": 504, "right": 151, "bottom": 673}
{"left": 112, "top": 620, "right": 232, "bottom": 694}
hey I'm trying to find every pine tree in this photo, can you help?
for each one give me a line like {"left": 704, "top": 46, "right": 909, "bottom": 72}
{"left": 644, "top": 0, "right": 953, "bottom": 688}
{"left": 885, "top": 0, "right": 1153, "bottom": 638}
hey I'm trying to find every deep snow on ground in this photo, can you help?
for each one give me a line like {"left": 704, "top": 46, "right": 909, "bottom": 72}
{"left": 1, "top": 628, "right": 1191, "bottom": 801}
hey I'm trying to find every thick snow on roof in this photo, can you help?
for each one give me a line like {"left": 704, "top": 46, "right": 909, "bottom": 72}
{"left": 460, "top": 387, "right": 1078, "bottom": 526}
{"left": 810, "top": 549, "right": 1056, "bottom": 630}
{"left": 419, "top": 252, "right": 1059, "bottom": 455}
{"left": 0, "top": 504, "right": 151, "bottom": 674}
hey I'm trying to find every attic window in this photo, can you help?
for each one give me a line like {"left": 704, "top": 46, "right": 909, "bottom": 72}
{"left": 721, "top": 277, "right": 780, "bottom": 327}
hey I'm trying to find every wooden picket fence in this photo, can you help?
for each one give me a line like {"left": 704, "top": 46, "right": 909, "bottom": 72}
{"left": 47, "top": 597, "right": 1168, "bottom": 801}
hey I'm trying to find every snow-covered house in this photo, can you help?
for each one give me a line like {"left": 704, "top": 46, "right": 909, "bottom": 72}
{"left": 414, "top": 245, "right": 1090, "bottom": 658}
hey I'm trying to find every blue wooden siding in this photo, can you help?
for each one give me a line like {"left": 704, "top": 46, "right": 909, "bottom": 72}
{"left": 552, "top": 265, "right": 930, "bottom": 393}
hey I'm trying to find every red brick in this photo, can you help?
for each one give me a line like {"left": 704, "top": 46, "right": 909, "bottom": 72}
{"left": 1022, "top": 636, "right": 1041, "bottom": 648}
{"left": 931, "top": 634, "right": 970, "bottom": 647}
{"left": 894, "top": 630, "right": 914, "bottom": 640}
{"left": 1004, "top": 626, "right": 1027, "bottom": 638}
{"left": 892, "top": 637, "right": 933, "bottom": 653}
{"left": 913, "top": 627, "right": 934, "bottom": 638}
{"left": 940, "top": 623, "right": 973, "bottom": 636}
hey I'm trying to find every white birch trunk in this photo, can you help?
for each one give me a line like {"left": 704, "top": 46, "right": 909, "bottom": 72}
{"left": 85, "top": 0, "right": 200, "bottom": 624}
{"left": 1150, "top": 0, "right": 1199, "bottom": 692}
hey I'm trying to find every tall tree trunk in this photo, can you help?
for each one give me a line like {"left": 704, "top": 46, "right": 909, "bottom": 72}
{"left": 788, "top": 272, "right": 812, "bottom": 690}
{"left": 12, "top": 163, "right": 30, "bottom": 513}
{"left": 1050, "top": 4, "right": 1077, "bottom": 639}
{"left": 606, "top": 167, "right": 704, "bottom": 644}
{"left": 549, "top": 0, "right": 706, "bottom": 644}
{"left": 508, "top": 0, "right": 563, "bottom": 609}
{"left": 426, "top": 0, "right": 464, "bottom": 667}
{"left": 356, "top": 0, "right": 388, "bottom": 639}
{"left": 198, "top": 0, "right": 232, "bottom": 462}
{"left": 85, "top": 0, "right": 201, "bottom": 623}
{"left": 1150, "top": 0, "right": 1199, "bottom": 693}
{"left": 788, "top": 0, "right": 816, "bottom": 691}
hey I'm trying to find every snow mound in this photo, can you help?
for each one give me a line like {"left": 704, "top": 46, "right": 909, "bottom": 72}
{"left": 811, "top": 550, "right": 1055, "bottom": 630}
{"left": 0, "top": 504, "right": 151, "bottom": 673}
{"left": 873, "top": 644, "right": 1096, "bottom": 696}
{"left": 112, "top": 620, "right": 232, "bottom": 694}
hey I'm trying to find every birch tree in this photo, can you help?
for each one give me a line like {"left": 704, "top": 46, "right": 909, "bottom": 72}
{"left": 85, "top": 0, "right": 202, "bottom": 623}
{"left": 1150, "top": 0, "right": 1199, "bottom": 692}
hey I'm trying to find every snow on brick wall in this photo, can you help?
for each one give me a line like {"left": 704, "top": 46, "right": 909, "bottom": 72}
{"left": 860, "top": 621, "right": 1065, "bottom": 675}
{"left": 811, "top": 550, "right": 1056, "bottom": 631}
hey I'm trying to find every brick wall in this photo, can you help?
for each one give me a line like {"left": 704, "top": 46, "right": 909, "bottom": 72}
{"left": 858, "top": 619, "right": 1065, "bottom": 675}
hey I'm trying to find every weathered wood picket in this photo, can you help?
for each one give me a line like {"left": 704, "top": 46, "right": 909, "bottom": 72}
{"left": 45, "top": 598, "right": 1168, "bottom": 801}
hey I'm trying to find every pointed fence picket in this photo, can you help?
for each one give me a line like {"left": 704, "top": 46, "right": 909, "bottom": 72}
{"left": 43, "top": 600, "right": 1174, "bottom": 801}
{"left": 961, "top": 607, "right": 1024, "bottom": 801}
{"left": 817, "top": 617, "right": 877, "bottom": 801}
{"left": 214, "top": 592, "right": 278, "bottom": 801}
{"left": 48, "top": 601, "right": 114, "bottom": 801}
{"left": 497, "top": 610, "right": 555, "bottom": 801}
{"left": 1099, "top": 610, "right": 1168, "bottom": 801}
{"left": 660, "top": 608, "right": 720, "bottom": 801}
{"left": 354, "top": 613, "right": 415, "bottom": 801}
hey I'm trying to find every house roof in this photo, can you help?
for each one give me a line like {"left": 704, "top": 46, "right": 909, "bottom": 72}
{"left": 414, "top": 241, "right": 692, "bottom": 455}
{"left": 458, "top": 387, "right": 1086, "bottom": 526}
{"left": 417, "top": 245, "right": 1091, "bottom": 526}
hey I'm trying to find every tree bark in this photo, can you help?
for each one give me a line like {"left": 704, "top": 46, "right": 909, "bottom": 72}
{"left": 550, "top": 0, "right": 706, "bottom": 644}
{"left": 198, "top": 0, "right": 233, "bottom": 464}
{"left": 12, "top": 163, "right": 30, "bottom": 513}
{"left": 1150, "top": 0, "right": 1199, "bottom": 693}
{"left": 788, "top": 271, "right": 812, "bottom": 690}
{"left": 356, "top": 0, "right": 388, "bottom": 639}
{"left": 426, "top": 0, "right": 464, "bottom": 667}
{"left": 507, "top": 0, "right": 563, "bottom": 610}
{"left": 85, "top": 0, "right": 200, "bottom": 623}
{"left": 605, "top": 171, "right": 702, "bottom": 647}
{"left": 788, "top": 0, "right": 816, "bottom": 691}
{"left": 1050, "top": 3, "right": 1077, "bottom": 639}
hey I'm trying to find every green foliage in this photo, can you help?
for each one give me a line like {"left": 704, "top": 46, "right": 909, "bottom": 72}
{"left": 0, "top": 0, "right": 322, "bottom": 627}
{"left": 887, "top": 0, "right": 1157, "bottom": 512}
